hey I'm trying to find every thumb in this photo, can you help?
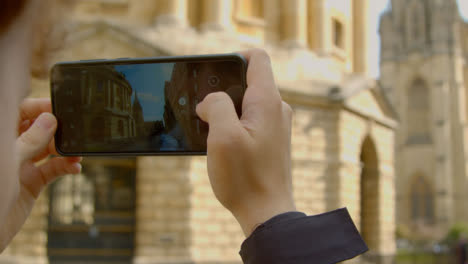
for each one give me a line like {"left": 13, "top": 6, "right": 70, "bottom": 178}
{"left": 196, "top": 92, "right": 240, "bottom": 129}
{"left": 17, "top": 113, "right": 57, "bottom": 163}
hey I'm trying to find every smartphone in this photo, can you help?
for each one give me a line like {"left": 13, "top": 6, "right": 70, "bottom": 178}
{"left": 51, "top": 54, "right": 247, "bottom": 156}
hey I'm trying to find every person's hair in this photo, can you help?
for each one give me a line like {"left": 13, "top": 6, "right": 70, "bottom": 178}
{"left": 0, "top": 0, "right": 29, "bottom": 34}
{"left": 0, "top": 0, "right": 71, "bottom": 79}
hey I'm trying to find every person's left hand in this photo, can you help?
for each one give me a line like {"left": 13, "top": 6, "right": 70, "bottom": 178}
{"left": 0, "top": 98, "right": 81, "bottom": 250}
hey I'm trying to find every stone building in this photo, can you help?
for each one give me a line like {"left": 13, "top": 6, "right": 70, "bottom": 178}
{"left": 1, "top": 1, "right": 396, "bottom": 263}
{"left": 52, "top": 65, "right": 140, "bottom": 152}
{"left": 379, "top": 0, "right": 468, "bottom": 238}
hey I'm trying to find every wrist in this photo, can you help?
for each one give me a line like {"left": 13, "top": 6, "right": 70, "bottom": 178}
{"left": 232, "top": 195, "right": 296, "bottom": 237}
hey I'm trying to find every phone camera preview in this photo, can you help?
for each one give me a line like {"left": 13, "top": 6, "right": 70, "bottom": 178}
{"left": 208, "top": 76, "right": 220, "bottom": 87}
{"left": 52, "top": 57, "right": 245, "bottom": 154}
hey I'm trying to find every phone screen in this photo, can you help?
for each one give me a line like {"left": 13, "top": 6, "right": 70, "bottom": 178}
{"left": 51, "top": 57, "right": 246, "bottom": 155}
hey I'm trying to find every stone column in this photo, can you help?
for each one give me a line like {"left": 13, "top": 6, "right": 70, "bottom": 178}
{"left": 353, "top": 0, "right": 370, "bottom": 75}
{"left": 313, "top": 0, "right": 330, "bottom": 54}
{"left": 154, "top": 0, "right": 188, "bottom": 27}
{"left": 280, "top": 0, "right": 307, "bottom": 48}
{"left": 200, "top": 0, "right": 233, "bottom": 31}
{"left": 264, "top": 0, "right": 281, "bottom": 43}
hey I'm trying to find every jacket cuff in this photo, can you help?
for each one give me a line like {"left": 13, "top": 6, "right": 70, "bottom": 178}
{"left": 239, "top": 208, "right": 368, "bottom": 264}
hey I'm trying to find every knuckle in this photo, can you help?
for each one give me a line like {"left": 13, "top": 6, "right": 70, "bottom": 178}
{"left": 269, "top": 97, "right": 283, "bottom": 112}
{"left": 209, "top": 128, "right": 244, "bottom": 153}
{"left": 282, "top": 101, "right": 293, "bottom": 118}
{"left": 250, "top": 48, "right": 271, "bottom": 63}
{"left": 203, "top": 91, "right": 230, "bottom": 104}
{"left": 20, "top": 98, "right": 33, "bottom": 108}
{"left": 19, "top": 130, "right": 40, "bottom": 147}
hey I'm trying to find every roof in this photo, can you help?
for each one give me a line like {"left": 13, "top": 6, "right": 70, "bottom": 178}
{"left": 280, "top": 74, "right": 398, "bottom": 129}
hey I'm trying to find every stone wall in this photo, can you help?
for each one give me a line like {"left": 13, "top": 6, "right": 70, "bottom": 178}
{"left": 132, "top": 155, "right": 245, "bottom": 264}
{"left": 291, "top": 105, "right": 338, "bottom": 215}
{"left": 134, "top": 157, "right": 192, "bottom": 264}
{"left": 188, "top": 157, "right": 244, "bottom": 263}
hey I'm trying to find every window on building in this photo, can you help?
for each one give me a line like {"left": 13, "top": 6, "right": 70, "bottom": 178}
{"left": 333, "top": 19, "right": 344, "bottom": 49}
{"left": 120, "top": 90, "right": 125, "bottom": 110}
{"left": 81, "top": 71, "right": 88, "bottom": 104}
{"left": 114, "top": 84, "right": 121, "bottom": 110}
{"left": 118, "top": 119, "right": 124, "bottom": 136}
{"left": 110, "top": 82, "right": 115, "bottom": 107}
{"left": 405, "top": 1, "right": 427, "bottom": 48}
{"left": 96, "top": 80, "right": 104, "bottom": 103}
{"left": 49, "top": 173, "right": 95, "bottom": 225}
{"left": 410, "top": 175, "right": 434, "bottom": 225}
{"left": 407, "top": 78, "right": 431, "bottom": 144}
{"left": 233, "top": 0, "right": 266, "bottom": 40}
{"left": 90, "top": 117, "right": 105, "bottom": 141}
{"left": 97, "top": 80, "right": 104, "bottom": 92}
{"left": 237, "top": 0, "right": 264, "bottom": 20}
{"left": 412, "top": 11, "right": 420, "bottom": 41}
{"left": 48, "top": 158, "right": 137, "bottom": 263}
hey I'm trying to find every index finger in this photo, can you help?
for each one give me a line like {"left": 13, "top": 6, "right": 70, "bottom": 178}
{"left": 237, "top": 49, "right": 280, "bottom": 101}
{"left": 19, "top": 98, "right": 52, "bottom": 121}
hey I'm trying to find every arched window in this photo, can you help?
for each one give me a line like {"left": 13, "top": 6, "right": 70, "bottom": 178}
{"left": 333, "top": 18, "right": 345, "bottom": 49}
{"left": 405, "top": 0, "right": 427, "bottom": 48}
{"left": 90, "top": 117, "right": 105, "bottom": 141}
{"left": 48, "top": 159, "right": 137, "bottom": 263}
{"left": 411, "top": 10, "right": 420, "bottom": 40}
{"left": 410, "top": 175, "right": 434, "bottom": 225}
{"left": 118, "top": 119, "right": 124, "bottom": 137}
{"left": 407, "top": 78, "right": 431, "bottom": 144}
{"left": 49, "top": 173, "right": 94, "bottom": 225}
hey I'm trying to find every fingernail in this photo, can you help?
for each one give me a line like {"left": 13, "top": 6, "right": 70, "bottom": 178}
{"left": 19, "top": 119, "right": 31, "bottom": 131}
{"left": 73, "top": 163, "right": 82, "bottom": 172}
{"left": 35, "top": 113, "right": 56, "bottom": 130}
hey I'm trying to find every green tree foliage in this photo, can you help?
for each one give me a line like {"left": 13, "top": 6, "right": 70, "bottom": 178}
{"left": 442, "top": 222, "right": 468, "bottom": 246}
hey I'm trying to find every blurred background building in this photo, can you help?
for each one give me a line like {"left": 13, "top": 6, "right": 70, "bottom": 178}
{"left": 7, "top": 0, "right": 458, "bottom": 263}
{"left": 379, "top": 0, "right": 468, "bottom": 241}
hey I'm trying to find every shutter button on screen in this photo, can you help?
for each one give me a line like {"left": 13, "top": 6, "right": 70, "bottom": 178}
{"left": 178, "top": 97, "right": 187, "bottom": 106}
{"left": 208, "top": 76, "right": 220, "bottom": 87}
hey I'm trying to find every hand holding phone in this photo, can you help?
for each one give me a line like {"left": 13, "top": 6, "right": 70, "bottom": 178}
{"left": 51, "top": 54, "right": 247, "bottom": 155}
{"left": 196, "top": 49, "right": 295, "bottom": 237}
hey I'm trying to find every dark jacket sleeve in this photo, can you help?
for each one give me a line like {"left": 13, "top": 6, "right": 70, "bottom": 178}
{"left": 239, "top": 208, "right": 368, "bottom": 264}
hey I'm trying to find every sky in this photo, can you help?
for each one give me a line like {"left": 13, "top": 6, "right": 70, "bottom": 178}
{"left": 369, "top": 0, "right": 468, "bottom": 78}
{"left": 114, "top": 63, "right": 174, "bottom": 121}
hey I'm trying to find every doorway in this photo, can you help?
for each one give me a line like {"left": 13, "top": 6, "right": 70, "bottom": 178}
{"left": 360, "top": 136, "right": 380, "bottom": 251}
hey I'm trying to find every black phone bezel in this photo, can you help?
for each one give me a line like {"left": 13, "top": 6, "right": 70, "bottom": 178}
{"left": 50, "top": 53, "right": 247, "bottom": 156}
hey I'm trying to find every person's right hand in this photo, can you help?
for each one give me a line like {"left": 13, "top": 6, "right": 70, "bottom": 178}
{"left": 196, "top": 49, "right": 296, "bottom": 237}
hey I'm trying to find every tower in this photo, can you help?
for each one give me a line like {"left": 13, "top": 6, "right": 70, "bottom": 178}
{"left": 379, "top": 0, "right": 468, "bottom": 237}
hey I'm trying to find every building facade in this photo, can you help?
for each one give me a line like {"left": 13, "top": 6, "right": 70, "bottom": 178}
{"left": 2, "top": 1, "right": 396, "bottom": 263}
{"left": 53, "top": 65, "right": 140, "bottom": 153}
{"left": 379, "top": 0, "right": 468, "bottom": 239}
